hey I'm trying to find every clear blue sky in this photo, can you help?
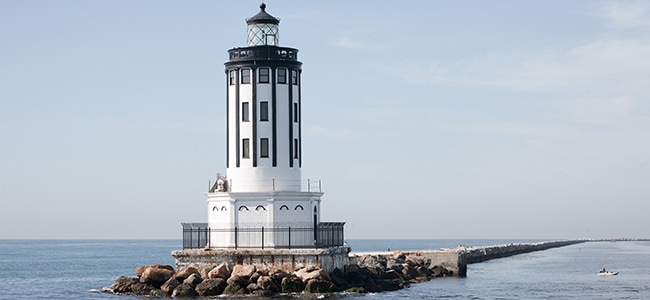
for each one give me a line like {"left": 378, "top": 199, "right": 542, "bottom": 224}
{"left": 1, "top": 1, "right": 649, "bottom": 239}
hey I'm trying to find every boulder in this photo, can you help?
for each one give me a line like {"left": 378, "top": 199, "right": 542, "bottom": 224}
{"left": 393, "top": 251, "right": 406, "bottom": 260}
{"left": 246, "top": 282, "right": 260, "bottom": 292}
{"left": 281, "top": 275, "right": 305, "bottom": 293}
{"left": 358, "top": 255, "right": 387, "bottom": 269}
{"left": 140, "top": 267, "right": 174, "bottom": 288}
{"left": 249, "top": 272, "right": 261, "bottom": 284}
{"left": 183, "top": 273, "right": 203, "bottom": 286}
{"left": 149, "top": 289, "right": 167, "bottom": 297}
{"left": 405, "top": 255, "right": 428, "bottom": 268}
{"left": 305, "top": 278, "right": 336, "bottom": 293}
{"left": 374, "top": 279, "right": 402, "bottom": 292}
{"left": 430, "top": 265, "right": 452, "bottom": 277}
{"left": 171, "top": 283, "right": 198, "bottom": 297}
{"left": 328, "top": 268, "right": 349, "bottom": 290}
{"left": 200, "top": 264, "right": 217, "bottom": 279}
{"left": 382, "top": 269, "right": 401, "bottom": 280}
{"left": 401, "top": 264, "right": 421, "bottom": 281}
{"left": 208, "top": 262, "right": 231, "bottom": 279}
{"left": 129, "top": 282, "right": 155, "bottom": 296}
{"left": 174, "top": 266, "right": 200, "bottom": 281}
{"left": 343, "top": 264, "right": 370, "bottom": 286}
{"left": 295, "top": 267, "right": 331, "bottom": 282}
{"left": 135, "top": 264, "right": 174, "bottom": 278}
{"left": 257, "top": 275, "right": 280, "bottom": 293}
{"left": 195, "top": 278, "right": 227, "bottom": 296}
{"left": 389, "top": 263, "right": 404, "bottom": 273}
{"left": 111, "top": 276, "right": 139, "bottom": 294}
{"left": 231, "top": 264, "right": 256, "bottom": 278}
{"left": 226, "top": 275, "right": 250, "bottom": 287}
{"left": 160, "top": 278, "right": 181, "bottom": 295}
{"left": 357, "top": 256, "right": 385, "bottom": 277}
{"left": 223, "top": 282, "right": 248, "bottom": 295}
{"left": 270, "top": 270, "right": 289, "bottom": 285}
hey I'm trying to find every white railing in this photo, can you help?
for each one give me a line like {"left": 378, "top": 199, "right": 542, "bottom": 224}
{"left": 211, "top": 179, "right": 322, "bottom": 193}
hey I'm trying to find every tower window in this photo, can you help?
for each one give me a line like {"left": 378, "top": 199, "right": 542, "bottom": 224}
{"left": 242, "top": 102, "right": 250, "bottom": 122}
{"left": 293, "top": 103, "right": 298, "bottom": 123}
{"left": 241, "top": 69, "right": 251, "bottom": 84}
{"left": 291, "top": 70, "right": 298, "bottom": 85}
{"left": 294, "top": 139, "right": 299, "bottom": 158}
{"left": 260, "top": 101, "right": 269, "bottom": 121}
{"left": 260, "top": 138, "right": 269, "bottom": 158}
{"left": 242, "top": 138, "right": 250, "bottom": 158}
{"left": 229, "top": 70, "right": 236, "bottom": 85}
{"left": 278, "top": 69, "right": 287, "bottom": 84}
{"left": 259, "top": 68, "right": 270, "bottom": 83}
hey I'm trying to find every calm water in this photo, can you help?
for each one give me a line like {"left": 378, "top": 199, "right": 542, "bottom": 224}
{"left": 1, "top": 239, "right": 649, "bottom": 299}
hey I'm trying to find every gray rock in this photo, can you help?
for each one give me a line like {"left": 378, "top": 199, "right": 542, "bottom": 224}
{"left": 174, "top": 266, "right": 199, "bottom": 281}
{"left": 171, "top": 283, "right": 198, "bottom": 297}
{"left": 135, "top": 264, "right": 174, "bottom": 278}
{"left": 281, "top": 275, "right": 305, "bottom": 293}
{"left": 305, "top": 278, "right": 336, "bottom": 293}
{"left": 183, "top": 273, "right": 203, "bottom": 286}
{"left": 257, "top": 275, "right": 280, "bottom": 293}
{"left": 140, "top": 267, "right": 175, "bottom": 288}
{"left": 208, "top": 262, "right": 231, "bottom": 279}
{"left": 195, "top": 278, "right": 227, "bottom": 296}
{"left": 160, "top": 277, "right": 181, "bottom": 295}
{"left": 231, "top": 264, "right": 256, "bottom": 278}
{"left": 111, "top": 276, "right": 139, "bottom": 294}
{"left": 130, "top": 282, "right": 155, "bottom": 296}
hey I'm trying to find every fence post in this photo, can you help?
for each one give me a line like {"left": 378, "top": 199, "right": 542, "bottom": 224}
{"left": 261, "top": 227, "right": 265, "bottom": 250}
{"left": 189, "top": 228, "right": 193, "bottom": 249}
{"left": 235, "top": 226, "right": 238, "bottom": 249}
{"left": 288, "top": 227, "right": 291, "bottom": 249}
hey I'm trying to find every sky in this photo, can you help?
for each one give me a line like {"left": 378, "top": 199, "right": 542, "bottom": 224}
{"left": 1, "top": 1, "right": 649, "bottom": 240}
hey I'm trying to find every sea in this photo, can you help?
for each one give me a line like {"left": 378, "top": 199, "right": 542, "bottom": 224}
{"left": 1, "top": 239, "right": 649, "bottom": 299}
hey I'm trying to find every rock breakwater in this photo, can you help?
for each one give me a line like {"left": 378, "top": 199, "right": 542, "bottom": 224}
{"left": 461, "top": 240, "right": 586, "bottom": 264}
{"left": 107, "top": 251, "right": 453, "bottom": 297}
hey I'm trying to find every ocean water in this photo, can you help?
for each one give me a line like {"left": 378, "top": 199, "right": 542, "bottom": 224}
{"left": 0, "top": 239, "right": 649, "bottom": 299}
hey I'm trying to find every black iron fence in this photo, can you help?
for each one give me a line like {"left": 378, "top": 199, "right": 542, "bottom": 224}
{"left": 181, "top": 222, "right": 345, "bottom": 250}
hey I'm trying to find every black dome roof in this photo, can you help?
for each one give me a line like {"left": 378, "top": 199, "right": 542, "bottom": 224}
{"left": 246, "top": 3, "right": 280, "bottom": 25}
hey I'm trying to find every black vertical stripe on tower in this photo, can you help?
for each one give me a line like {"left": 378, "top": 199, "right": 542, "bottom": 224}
{"left": 235, "top": 68, "right": 241, "bottom": 168}
{"left": 298, "top": 70, "right": 302, "bottom": 168}
{"left": 252, "top": 68, "right": 257, "bottom": 167}
{"left": 225, "top": 70, "right": 230, "bottom": 169}
{"left": 288, "top": 69, "right": 294, "bottom": 168}
{"left": 271, "top": 68, "right": 277, "bottom": 167}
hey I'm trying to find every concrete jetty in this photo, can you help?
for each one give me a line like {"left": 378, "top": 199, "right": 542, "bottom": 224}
{"left": 350, "top": 240, "right": 586, "bottom": 277}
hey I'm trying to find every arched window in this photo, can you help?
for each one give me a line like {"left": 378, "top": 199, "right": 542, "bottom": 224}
{"left": 295, "top": 205, "right": 304, "bottom": 211}
{"left": 256, "top": 205, "right": 266, "bottom": 211}
{"left": 280, "top": 205, "right": 289, "bottom": 211}
{"left": 212, "top": 206, "right": 219, "bottom": 211}
{"left": 238, "top": 206, "right": 249, "bottom": 211}
{"left": 221, "top": 206, "right": 227, "bottom": 211}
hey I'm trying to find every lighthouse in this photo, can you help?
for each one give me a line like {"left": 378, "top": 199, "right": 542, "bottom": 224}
{"left": 201, "top": 4, "right": 343, "bottom": 249}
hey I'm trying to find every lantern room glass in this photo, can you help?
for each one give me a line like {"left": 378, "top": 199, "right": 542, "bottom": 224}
{"left": 248, "top": 23, "right": 279, "bottom": 46}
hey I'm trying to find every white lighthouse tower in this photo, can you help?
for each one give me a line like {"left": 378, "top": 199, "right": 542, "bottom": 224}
{"left": 204, "top": 4, "right": 339, "bottom": 249}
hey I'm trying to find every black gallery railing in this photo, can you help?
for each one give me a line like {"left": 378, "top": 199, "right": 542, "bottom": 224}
{"left": 181, "top": 222, "right": 345, "bottom": 250}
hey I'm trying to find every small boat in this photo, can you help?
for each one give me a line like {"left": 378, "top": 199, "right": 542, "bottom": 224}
{"left": 598, "top": 271, "right": 619, "bottom": 276}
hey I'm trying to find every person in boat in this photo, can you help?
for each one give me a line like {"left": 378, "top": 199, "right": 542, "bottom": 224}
{"left": 600, "top": 268, "right": 607, "bottom": 273}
